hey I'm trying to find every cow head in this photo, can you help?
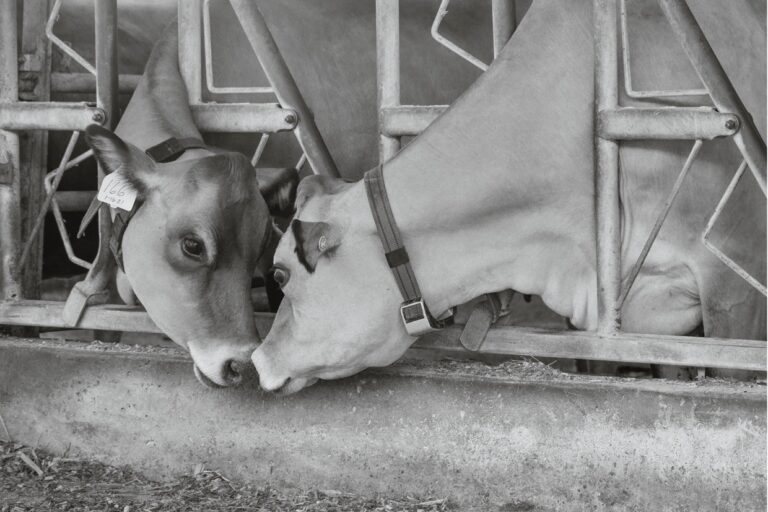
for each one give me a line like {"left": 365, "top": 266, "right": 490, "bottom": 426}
{"left": 85, "top": 125, "right": 298, "bottom": 387}
{"left": 251, "top": 175, "right": 419, "bottom": 395}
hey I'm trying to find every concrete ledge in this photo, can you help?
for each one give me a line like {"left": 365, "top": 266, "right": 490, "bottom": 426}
{"left": 0, "top": 337, "right": 765, "bottom": 511}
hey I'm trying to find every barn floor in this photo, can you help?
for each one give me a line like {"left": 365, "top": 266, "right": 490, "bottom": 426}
{"left": 0, "top": 335, "right": 765, "bottom": 511}
{"left": 0, "top": 441, "right": 452, "bottom": 512}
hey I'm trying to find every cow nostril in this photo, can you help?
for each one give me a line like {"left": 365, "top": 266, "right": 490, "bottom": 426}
{"left": 223, "top": 359, "right": 243, "bottom": 385}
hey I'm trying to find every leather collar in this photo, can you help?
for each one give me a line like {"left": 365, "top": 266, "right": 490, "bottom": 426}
{"left": 364, "top": 164, "right": 453, "bottom": 336}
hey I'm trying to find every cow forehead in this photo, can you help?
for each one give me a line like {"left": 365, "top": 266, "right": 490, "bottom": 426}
{"left": 184, "top": 153, "right": 256, "bottom": 206}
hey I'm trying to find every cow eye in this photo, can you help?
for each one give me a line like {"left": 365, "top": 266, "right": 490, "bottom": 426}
{"left": 270, "top": 266, "right": 290, "bottom": 287}
{"left": 181, "top": 236, "right": 205, "bottom": 259}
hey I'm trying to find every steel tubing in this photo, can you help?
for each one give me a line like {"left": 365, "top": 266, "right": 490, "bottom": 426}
{"left": 491, "top": 0, "right": 516, "bottom": 58}
{"left": 380, "top": 105, "right": 448, "bottom": 137}
{"left": 658, "top": 0, "right": 766, "bottom": 192}
{"left": 228, "top": 0, "right": 339, "bottom": 177}
{"left": 594, "top": 0, "right": 622, "bottom": 335}
{"left": 598, "top": 107, "right": 739, "bottom": 140}
{"left": 0, "top": 102, "right": 105, "bottom": 131}
{"left": 376, "top": 0, "right": 401, "bottom": 163}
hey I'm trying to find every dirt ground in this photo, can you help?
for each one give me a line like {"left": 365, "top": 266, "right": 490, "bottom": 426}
{"left": 0, "top": 441, "right": 453, "bottom": 512}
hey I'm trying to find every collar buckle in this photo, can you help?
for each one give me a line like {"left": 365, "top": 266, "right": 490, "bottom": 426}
{"left": 400, "top": 298, "right": 454, "bottom": 336}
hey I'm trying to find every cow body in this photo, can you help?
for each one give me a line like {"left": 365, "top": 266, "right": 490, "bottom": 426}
{"left": 255, "top": 0, "right": 766, "bottom": 394}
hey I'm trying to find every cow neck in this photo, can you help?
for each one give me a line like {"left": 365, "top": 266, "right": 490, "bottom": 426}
{"left": 350, "top": 159, "right": 597, "bottom": 330}
{"left": 346, "top": 0, "right": 598, "bottom": 329}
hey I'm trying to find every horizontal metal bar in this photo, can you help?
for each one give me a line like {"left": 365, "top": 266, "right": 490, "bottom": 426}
{"left": 380, "top": 105, "right": 448, "bottom": 136}
{"left": 0, "top": 300, "right": 274, "bottom": 335}
{"left": 658, "top": 0, "right": 766, "bottom": 192}
{"left": 46, "top": 72, "right": 139, "bottom": 94}
{"left": 598, "top": 107, "right": 738, "bottom": 140}
{"left": 1, "top": 300, "right": 764, "bottom": 371}
{"left": 190, "top": 103, "right": 296, "bottom": 133}
{"left": 0, "top": 102, "right": 105, "bottom": 130}
{"left": 415, "top": 326, "right": 767, "bottom": 372}
{"left": 54, "top": 190, "right": 94, "bottom": 212}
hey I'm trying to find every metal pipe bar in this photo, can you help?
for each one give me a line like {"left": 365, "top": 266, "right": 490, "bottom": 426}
{"left": 26, "top": 72, "right": 139, "bottom": 94}
{"left": 228, "top": 0, "right": 339, "bottom": 177}
{"left": 380, "top": 105, "right": 448, "bottom": 137}
{"left": 1, "top": 301, "right": 764, "bottom": 371}
{"left": 95, "top": 0, "right": 119, "bottom": 128}
{"left": 62, "top": 0, "right": 119, "bottom": 327}
{"left": 250, "top": 133, "right": 270, "bottom": 167}
{"left": 18, "top": 0, "right": 55, "bottom": 304}
{"left": 48, "top": 197, "right": 92, "bottom": 269}
{"left": 376, "top": 0, "right": 401, "bottom": 163}
{"left": 18, "top": 131, "right": 79, "bottom": 270}
{"left": 45, "top": 0, "right": 96, "bottom": 76}
{"left": 658, "top": 0, "right": 767, "bottom": 192}
{"left": 619, "top": 0, "right": 708, "bottom": 99}
{"left": 598, "top": 108, "right": 738, "bottom": 140}
{"left": 491, "top": 0, "right": 516, "bottom": 58}
{"left": 178, "top": 0, "right": 203, "bottom": 104}
{"left": 0, "top": 102, "right": 105, "bottom": 131}
{"left": 53, "top": 191, "right": 95, "bottom": 212}
{"left": 190, "top": 103, "right": 296, "bottom": 133}
{"left": 701, "top": 160, "right": 767, "bottom": 296}
{"left": 431, "top": 0, "right": 489, "bottom": 71}
{"left": 0, "top": 0, "right": 21, "bottom": 300}
{"left": 202, "top": 0, "right": 272, "bottom": 95}
{"left": 594, "top": 0, "right": 622, "bottom": 335}
{"left": 414, "top": 325, "right": 767, "bottom": 372}
{"left": 618, "top": 140, "right": 703, "bottom": 308}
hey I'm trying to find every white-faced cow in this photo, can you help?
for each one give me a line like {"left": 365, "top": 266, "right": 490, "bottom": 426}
{"left": 253, "top": 0, "right": 766, "bottom": 394}
{"left": 77, "top": 1, "right": 488, "bottom": 386}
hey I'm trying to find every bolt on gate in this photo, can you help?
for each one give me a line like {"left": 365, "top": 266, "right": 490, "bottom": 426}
{"left": 0, "top": 0, "right": 765, "bottom": 373}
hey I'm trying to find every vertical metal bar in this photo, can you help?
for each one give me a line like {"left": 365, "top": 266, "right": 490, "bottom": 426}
{"left": 491, "top": 0, "right": 516, "bottom": 58}
{"left": 93, "top": 0, "right": 119, "bottom": 260}
{"left": 68, "top": 1, "right": 117, "bottom": 295}
{"left": 0, "top": 0, "right": 21, "bottom": 300}
{"left": 594, "top": 0, "right": 622, "bottom": 335}
{"left": 658, "top": 0, "right": 767, "bottom": 192}
{"left": 178, "top": 0, "right": 203, "bottom": 104}
{"left": 228, "top": 0, "right": 339, "bottom": 177}
{"left": 18, "top": 0, "right": 53, "bottom": 302}
{"left": 376, "top": 0, "right": 401, "bottom": 163}
{"left": 96, "top": 0, "right": 119, "bottom": 130}
{"left": 93, "top": 0, "right": 119, "bottom": 268}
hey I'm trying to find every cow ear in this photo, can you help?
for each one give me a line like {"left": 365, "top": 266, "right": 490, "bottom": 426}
{"left": 84, "top": 124, "right": 156, "bottom": 194}
{"left": 291, "top": 219, "right": 342, "bottom": 273}
{"left": 256, "top": 167, "right": 299, "bottom": 216}
{"left": 295, "top": 175, "right": 351, "bottom": 211}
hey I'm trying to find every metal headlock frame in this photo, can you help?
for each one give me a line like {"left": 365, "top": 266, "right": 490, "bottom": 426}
{"left": 0, "top": 0, "right": 764, "bottom": 373}
{"left": 374, "top": 0, "right": 766, "bottom": 371}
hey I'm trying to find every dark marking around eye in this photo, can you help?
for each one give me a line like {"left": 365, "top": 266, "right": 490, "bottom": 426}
{"left": 291, "top": 221, "right": 315, "bottom": 273}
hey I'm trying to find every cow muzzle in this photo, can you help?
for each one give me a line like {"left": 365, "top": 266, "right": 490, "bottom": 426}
{"left": 188, "top": 341, "right": 258, "bottom": 388}
{"left": 193, "top": 360, "right": 247, "bottom": 388}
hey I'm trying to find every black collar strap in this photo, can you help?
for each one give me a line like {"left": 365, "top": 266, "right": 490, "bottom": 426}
{"left": 145, "top": 136, "right": 207, "bottom": 163}
{"left": 364, "top": 164, "right": 453, "bottom": 336}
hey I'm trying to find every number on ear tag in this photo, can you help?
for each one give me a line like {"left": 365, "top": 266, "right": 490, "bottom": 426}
{"left": 97, "top": 172, "right": 137, "bottom": 211}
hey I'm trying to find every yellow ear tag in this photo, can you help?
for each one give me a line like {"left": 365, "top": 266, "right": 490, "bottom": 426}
{"left": 97, "top": 172, "right": 137, "bottom": 211}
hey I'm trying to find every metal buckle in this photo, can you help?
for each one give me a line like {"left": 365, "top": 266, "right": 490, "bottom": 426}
{"left": 400, "top": 298, "right": 445, "bottom": 336}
